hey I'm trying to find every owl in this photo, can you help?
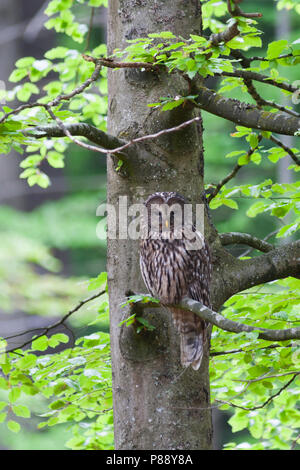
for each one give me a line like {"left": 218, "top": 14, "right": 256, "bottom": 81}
{"left": 139, "top": 191, "right": 212, "bottom": 370}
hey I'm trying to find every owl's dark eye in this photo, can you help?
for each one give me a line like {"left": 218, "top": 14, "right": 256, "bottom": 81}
{"left": 170, "top": 211, "right": 175, "bottom": 226}
{"left": 159, "top": 211, "right": 163, "bottom": 227}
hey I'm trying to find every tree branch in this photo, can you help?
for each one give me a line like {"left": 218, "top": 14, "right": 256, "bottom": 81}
{"left": 207, "top": 162, "right": 242, "bottom": 203}
{"left": 32, "top": 116, "right": 202, "bottom": 159}
{"left": 178, "top": 297, "right": 300, "bottom": 341}
{"left": 207, "top": 134, "right": 263, "bottom": 203}
{"left": 214, "top": 240, "right": 300, "bottom": 305}
{"left": 216, "top": 372, "right": 299, "bottom": 411}
{"left": 3, "top": 290, "right": 106, "bottom": 354}
{"left": 83, "top": 54, "right": 157, "bottom": 71}
{"left": 130, "top": 294, "right": 300, "bottom": 341}
{"left": 241, "top": 75, "right": 299, "bottom": 118}
{"left": 269, "top": 134, "right": 300, "bottom": 166}
{"left": 227, "top": 0, "right": 262, "bottom": 19}
{"left": 209, "top": 21, "right": 239, "bottom": 46}
{"left": 219, "top": 69, "right": 297, "bottom": 94}
{"left": 219, "top": 231, "right": 274, "bottom": 253}
{"left": 194, "top": 85, "right": 300, "bottom": 135}
{"left": 29, "top": 122, "right": 126, "bottom": 151}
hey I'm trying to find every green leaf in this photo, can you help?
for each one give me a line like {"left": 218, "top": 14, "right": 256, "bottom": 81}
{"left": 276, "top": 222, "right": 299, "bottom": 238}
{"left": 222, "top": 199, "right": 238, "bottom": 210}
{"left": 45, "top": 47, "right": 69, "bottom": 59}
{"left": 119, "top": 313, "right": 136, "bottom": 327}
{"left": 43, "top": 81, "right": 63, "bottom": 96}
{"left": 48, "top": 333, "right": 69, "bottom": 348}
{"left": 225, "top": 150, "right": 245, "bottom": 159}
{"left": 238, "top": 154, "right": 250, "bottom": 166}
{"left": 15, "top": 57, "right": 35, "bottom": 68}
{"left": 249, "top": 416, "right": 264, "bottom": 439}
{"left": 0, "top": 402, "right": 7, "bottom": 412}
{"left": 228, "top": 410, "right": 249, "bottom": 433}
{"left": 31, "top": 335, "right": 49, "bottom": 351}
{"left": 246, "top": 201, "right": 267, "bottom": 217}
{"left": 50, "top": 333, "right": 69, "bottom": 344}
{"left": 36, "top": 172, "right": 51, "bottom": 188}
{"left": 267, "top": 40, "right": 288, "bottom": 60}
{"left": 16, "top": 354, "right": 37, "bottom": 370}
{"left": 16, "top": 83, "right": 40, "bottom": 102}
{"left": 20, "top": 154, "right": 43, "bottom": 169}
{"left": 88, "top": 272, "right": 107, "bottom": 291}
{"left": 89, "top": 0, "right": 108, "bottom": 6}
{"left": 27, "top": 174, "right": 39, "bottom": 187}
{"left": 250, "top": 152, "right": 261, "bottom": 165}
{"left": 249, "top": 133, "right": 259, "bottom": 149}
{"left": 8, "top": 69, "right": 28, "bottom": 83}
{"left": 12, "top": 404, "right": 31, "bottom": 418}
{"left": 190, "top": 34, "right": 207, "bottom": 44}
{"left": 136, "top": 317, "right": 156, "bottom": 331}
{"left": 8, "top": 388, "right": 21, "bottom": 404}
{"left": 121, "top": 294, "right": 159, "bottom": 308}
{"left": 148, "top": 32, "right": 176, "bottom": 39}
{"left": 47, "top": 151, "right": 65, "bottom": 168}
{"left": 271, "top": 203, "right": 292, "bottom": 218}
{"left": 7, "top": 420, "right": 21, "bottom": 433}
{"left": 49, "top": 399, "right": 67, "bottom": 411}
{"left": 162, "top": 98, "right": 184, "bottom": 111}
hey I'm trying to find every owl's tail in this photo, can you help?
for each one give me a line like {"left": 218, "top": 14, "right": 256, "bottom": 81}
{"left": 171, "top": 308, "right": 206, "bottom": 371}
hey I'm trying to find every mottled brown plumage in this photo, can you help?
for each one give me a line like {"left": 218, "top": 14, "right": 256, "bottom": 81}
{"left": 139, "top": 192, "right": 212, "bottom": 370}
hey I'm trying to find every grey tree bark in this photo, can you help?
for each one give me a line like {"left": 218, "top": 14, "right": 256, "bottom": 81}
{"left": 105, "top": 0, "right": 300, "bottom": 450}
{"left": 107, "top": 0, "right": 213, "bottom": 450}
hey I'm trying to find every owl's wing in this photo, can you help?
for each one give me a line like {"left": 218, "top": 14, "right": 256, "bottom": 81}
{"left": 187, "top": 232, "right": 212, "bottom": 307}
{"left": 173, "top": 230, "right": 212, "bottom": 371}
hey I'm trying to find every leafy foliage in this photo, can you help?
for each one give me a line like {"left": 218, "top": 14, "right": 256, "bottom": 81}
{"left": 211, "top": 277, "right": 300, "bottom": 449}
{"left": 0, "top": 327, "right": 113, "bottom": 449}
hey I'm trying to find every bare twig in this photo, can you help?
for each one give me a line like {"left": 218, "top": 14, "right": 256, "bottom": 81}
{"left": 3, "top": 290, "right": 106, "bottom": 354}
{"left": 269, "top": 134, "right": 300, "bottom": 166}
{"left": 83, "top": 54, "right": 157, "bottom": 71}
{"left": 40, "top": 112, "right": 202, "bottom": 157}
{"left": 291, "top": 433, "right": 300, "bottom": 450}
{"left": 104, "top": 116, "right": 202, "bottom": 155}
{"left": 208, "top": 163, "right": 242, "bottom": 202}
{"left": 216, "top": 371, "right": 299, "bottom": 411}
{"left": 210, "top": 343, "right": 285, "bottom": 357}
{"left": 227, "top": 0, "right": 262, "bottom": 19}
{"left": 243, "top": 78, "right": 299, "bottom": 118}
{"left": 249, "top": 53, "right": 293, "bottom": 63}
{"left": 207, "top": 135, "right": 263, "bottom": 203}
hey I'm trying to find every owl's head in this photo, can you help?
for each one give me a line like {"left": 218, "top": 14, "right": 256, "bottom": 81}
{"left": 143, "top": 192, "right": 188, "bottom": 234}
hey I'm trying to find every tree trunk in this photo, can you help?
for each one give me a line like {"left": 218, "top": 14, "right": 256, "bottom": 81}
{"left": 107, "top": 0, "right": 213, "bottom": 450}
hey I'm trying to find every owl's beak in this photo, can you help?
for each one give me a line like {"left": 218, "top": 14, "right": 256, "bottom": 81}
{"left": 165, "top": 220, "right": 169, "bottom": 228}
